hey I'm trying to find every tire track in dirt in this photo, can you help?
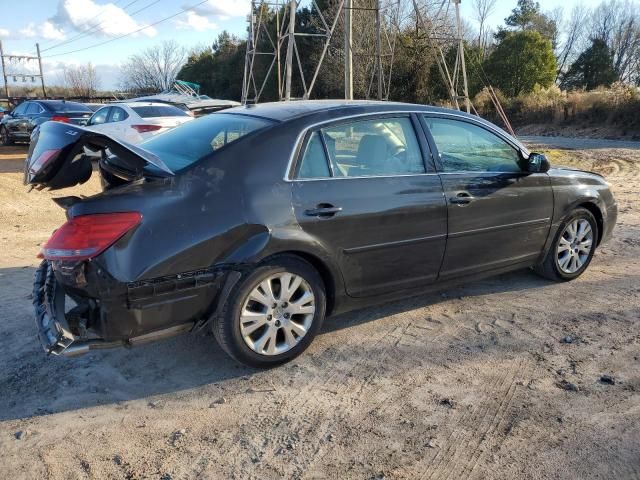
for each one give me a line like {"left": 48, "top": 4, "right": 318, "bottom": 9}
{"left": 299, "top": 318, "right": 446, "bottom": 478}
{"left": 229, "top": 315, "right": 417, "bottom": 478}
{"left": 420, "top": 360, "right": 521, "bottom": 480}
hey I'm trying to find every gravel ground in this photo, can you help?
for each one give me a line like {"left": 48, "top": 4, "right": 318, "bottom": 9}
{"left": 0, "top": 142, "right": 638, "bottom": 480}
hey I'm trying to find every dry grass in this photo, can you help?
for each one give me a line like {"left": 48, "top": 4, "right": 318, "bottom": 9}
{"left": 475, "top": 83, "right": 640, "bottom": 137}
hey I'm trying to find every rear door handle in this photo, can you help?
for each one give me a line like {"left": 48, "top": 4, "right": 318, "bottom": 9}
{"left": 305, "top": 204, "right": 343, "bottom": 218}
{"left": 449, "top": 192, "right": 474, "bottom": 205}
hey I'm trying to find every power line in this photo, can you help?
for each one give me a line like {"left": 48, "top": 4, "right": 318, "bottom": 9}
{"left": 43, "top": 0, "right": 211, "bottom": 59}
{"left": 41, "top": 0, "right": 153, "bottom": 53}
{"left": 38, "top": 0, "right": 129, "bottom": 49}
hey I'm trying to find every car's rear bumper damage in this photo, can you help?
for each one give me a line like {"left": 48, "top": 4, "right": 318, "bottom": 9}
{"left": 33, "top": 260, "right": 232, "bottom": 357}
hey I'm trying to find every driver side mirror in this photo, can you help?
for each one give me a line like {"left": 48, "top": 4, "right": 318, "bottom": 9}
{"left": 526, "top": 152, "right": 550, "bottom": 173}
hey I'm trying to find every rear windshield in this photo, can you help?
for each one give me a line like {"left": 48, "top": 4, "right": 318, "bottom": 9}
{"left": 132, "top": 105, "right": 189, "bottom": 118}
{"left": 45, "top": 101, "right": 92, "bottom": 113}
{"left": 141, "top": 113, "right": 273, "bottom": 172}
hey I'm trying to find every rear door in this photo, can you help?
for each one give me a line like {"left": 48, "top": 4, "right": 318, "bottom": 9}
{"left": 291, "top": 114, "right": 447, "bottom": 298}
{"left": 105, "top": 106, "right": 130, "bottom": 138}
{"left": 421, "top": 114, "right": 553, "bottom": 280}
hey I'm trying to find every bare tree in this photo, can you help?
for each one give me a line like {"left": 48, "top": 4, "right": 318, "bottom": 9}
{"left": 62, "top": 63, "right": 100, "bottom": 97}
{"left": 556, "top": 4, "right": 589, "bottom": 81}
{"left": 472, "top": 0, "right": 497, "bottom": 53}
{"left": 589, "top": 0, "right": 640, "bottom": 83}
{"left": 119, "top": 40, "right": 187, "bottom": 93}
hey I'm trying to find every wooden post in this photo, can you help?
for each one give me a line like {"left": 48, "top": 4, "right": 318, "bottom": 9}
{"left": 284, "top": 0, "right": 296, "bottom": 101}
{"left": 0, "top": 40, "right": 9, "bottom": 100}
{"left": 36, "top": 43, "right": 47, "bottom": 98}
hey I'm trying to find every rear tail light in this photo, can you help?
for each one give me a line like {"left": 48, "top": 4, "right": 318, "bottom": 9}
{"left": 28, "top": 148, "right": 61, "bottom": 176}
{"left": 131, "top": 124, "right": 163, "bottom": 133}
{"left": 40, "top": 212, "right": 142, "bottom": 261}
{"left": 51, "top": 116, "right": 70, "bottom": 123}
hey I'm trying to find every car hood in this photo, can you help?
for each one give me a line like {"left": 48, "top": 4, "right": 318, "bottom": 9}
{"left": 25, "top": 121, "right": 174, "bottom": 190}
{"left": 551, "top": 164, "right": 605, "bottom": 177}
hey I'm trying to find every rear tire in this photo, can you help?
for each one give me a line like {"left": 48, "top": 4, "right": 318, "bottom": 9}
{"left": 213, "top": 255, "right": 326, "bottom": 368}
{"left": 534, "top": 207, "right": 598, "bottom": 281}
{"left": 0, "top": 126, "right": 13, "bottom": 146}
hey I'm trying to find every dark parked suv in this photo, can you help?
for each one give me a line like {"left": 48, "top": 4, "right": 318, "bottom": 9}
{"left": 1, "top": 100, "right": 93, "bottom": 145}
{"left": 25, "top": 101, "right": 617, "bottom": 367}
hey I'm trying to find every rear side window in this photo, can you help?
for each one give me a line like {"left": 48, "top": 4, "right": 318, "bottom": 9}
{"left": 296, "top": 116, "right": 425, "bottom": 179}
{"left": 109, "top": 107, "right": 128, "bottom": 123}
{"left": 424, "top": 117, "right": 521, "bottom": 173}
{"left": 297, "top": 132, "right": 330, "bottom": 179}
{"left": 141, "top": 113, "right": 273, "bottom": 172}
{"left": 132, "top": 105, "right": 189, "bottom": 118}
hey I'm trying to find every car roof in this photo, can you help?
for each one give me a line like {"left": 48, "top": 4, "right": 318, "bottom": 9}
{"left": 223, "top": 100, "right": 528, "bottom": 153}
{"left": 223, "top": 100, "right": 475, "bottom": 122}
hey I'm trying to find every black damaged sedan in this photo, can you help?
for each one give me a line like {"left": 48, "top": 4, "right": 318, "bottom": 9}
{"left": 26, "top": 101, "right": 617, "bottom": 367}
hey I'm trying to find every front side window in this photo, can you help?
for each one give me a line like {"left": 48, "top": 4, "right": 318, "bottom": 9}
{"left": 424, "top": 117, "right": 521, "bottom": 173}
{"left": 89, "top": 107, "right": 110, "bottom": 126}
{"left": 296, "top": 116, "right": 425, "bottom": 179}
{"left": 13, "top": 103, "right": 28, "bottom": 115}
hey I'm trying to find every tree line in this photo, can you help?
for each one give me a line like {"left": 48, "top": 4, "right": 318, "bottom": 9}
{"left": 170, "top": 0, "right": 640, "bottom": 105}
{"left": 47, "top": 0, "right": 640, "bottom": 105}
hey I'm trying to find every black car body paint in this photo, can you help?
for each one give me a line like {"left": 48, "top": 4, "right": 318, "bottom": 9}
{"left": 25, "top": 101, "right": 617, "bottom": 358}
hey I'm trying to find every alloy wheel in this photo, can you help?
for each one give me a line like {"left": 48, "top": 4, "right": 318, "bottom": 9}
{"left": 240, "top": 272, "right": 315, "bottom": 356}
{"left": 556, "top": 218, "right": 593, "bottom": 274}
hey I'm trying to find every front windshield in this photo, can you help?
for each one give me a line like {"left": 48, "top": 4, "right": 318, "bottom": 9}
{"left": 141, "top": 113, "right": 274, "bottom": 172}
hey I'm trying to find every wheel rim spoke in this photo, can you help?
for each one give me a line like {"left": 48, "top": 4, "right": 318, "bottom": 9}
{"left": 240, "top": 310, "right": 268, "bottom": 336}
{"left": 240, "top": 272, "right": 316, "bottom": 356}
{"left": 556, "top": 218, "right": 594, "bottom": 275}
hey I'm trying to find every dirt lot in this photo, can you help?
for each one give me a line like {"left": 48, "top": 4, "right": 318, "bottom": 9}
{"left": 0, "top": 142, "right": 638, "bottom": 480}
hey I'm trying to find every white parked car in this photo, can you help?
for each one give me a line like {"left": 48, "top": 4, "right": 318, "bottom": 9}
{"left": 85, "top": 102, "right": 194, "bottom": 144}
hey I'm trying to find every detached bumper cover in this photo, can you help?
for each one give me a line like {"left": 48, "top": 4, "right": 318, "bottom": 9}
{"left": 32, "top": 259, "right": 232, "bottom": 356}
{"left": 32, "top": 260, "right": 75, "bottom": 355}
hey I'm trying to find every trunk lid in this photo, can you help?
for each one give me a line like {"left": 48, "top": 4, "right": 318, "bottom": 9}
{"left": 25, "top": 121, "right": 174, "bottom": 190}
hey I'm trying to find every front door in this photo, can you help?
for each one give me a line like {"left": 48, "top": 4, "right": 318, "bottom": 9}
{"left": 421, "top": 115, "right": 554, "bottom": 280}
{"left": 291, "top": 114, "right": 447, "bottom": 297}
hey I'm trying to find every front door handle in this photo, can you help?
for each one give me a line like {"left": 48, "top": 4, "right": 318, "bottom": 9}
{"left": 449, "top": 192, "right": 474, "bottom": 205}
{"left": 305, "top": 204, "right": 343, "bottom": 218}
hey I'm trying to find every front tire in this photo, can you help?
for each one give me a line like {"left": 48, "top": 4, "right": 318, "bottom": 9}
{"left": 0, "top": 126, "right": 13, "bottom": 146}
{"left": 534, "top": 207, "right": 598, "bottom": 281}
{"left": 213, "top": 256, "right": 326, "bottom": 367}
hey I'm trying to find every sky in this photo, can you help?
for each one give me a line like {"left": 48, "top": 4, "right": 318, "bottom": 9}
{"left": 0, "top": 0, "right": 588, "bottom": 91}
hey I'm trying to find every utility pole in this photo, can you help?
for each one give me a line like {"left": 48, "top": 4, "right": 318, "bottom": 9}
{"left": 36, "top": 43, "right": 46, "bottom": 98}
{"left": 0, "top": 42, "right": 48, "bottom": 101}
{"left": 284, "top": 0, "right": 296, "bottom": 101}
{"left": 344, "top": 0, "right": 353, "bottom": 100}
{"left": 375, "top": 0, "right": 383, "bottom": 100}
{"left": 453, "top": 0, "right": 470, "bottom": 113}
{"left": 0, "top": 40, "right": 8, "bottom": 99}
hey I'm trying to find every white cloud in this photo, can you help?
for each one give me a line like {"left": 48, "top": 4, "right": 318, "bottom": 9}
{"left": 41, "top": 21, "right": 66, "bottom": 41}
{"left": 19, "top": 23, "right": 37, "bottom": 38}
{"left": 186, "top": 0, "right": 250, "bottom": 20}
{"left": 0, "top": 28, "right": 9, "bottom": 38}
{"left": 18, "top": 21, "right": 66, "bottom": 41}
{"left": 53, "top": 0, "right": 157, "bottom": 38}
{"left": 175, "top": 11, "right": 218, "bottom": 32}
